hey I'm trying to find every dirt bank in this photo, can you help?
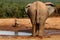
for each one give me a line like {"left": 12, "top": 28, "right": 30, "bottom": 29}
{"left": 0, "top": 17, "right": 60, "bottom": 31}
{"left": 0, "top": 17, "right": 59, "bottom": 40}
{"left": 0, "top": 35, "right": 60, "bottom": 40}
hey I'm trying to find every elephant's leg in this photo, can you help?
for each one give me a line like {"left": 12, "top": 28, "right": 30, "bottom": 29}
{"left": 36, "top": 23, "right": 39, "bottom": 36}
{"left": 38, "top": 19, "right": 45, "bottom": 36}
{"left": 31, "top": 18, "right": 36, "bottom": 36}
{"left": 32, "top": 24, "right": 36, "bottom": 36}
{"left": 32, "top": 21, "right": 36, "bottom": 36}
{"left": 39, "top": 24, "right": 44, "bottom": 36}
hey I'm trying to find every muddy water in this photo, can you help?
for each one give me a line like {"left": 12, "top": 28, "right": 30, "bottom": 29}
{"left": 44, "top": 30, "right": 60, "bottom": 35}
{"left": 0, "top": 30, "right": 60, "bottom": 36}
{"left": 0, "top": 31, "right": 32, "bottom": 36}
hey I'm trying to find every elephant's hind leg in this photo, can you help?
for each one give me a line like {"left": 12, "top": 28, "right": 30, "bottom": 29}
{"left": 36, "top": 23, "right": 39, "bottom": 36}
{"left": 38, "top": 21, "right": 45, "bottom": 36}
{"left": 32, "top": 24, "right": 36, "bottom": 36}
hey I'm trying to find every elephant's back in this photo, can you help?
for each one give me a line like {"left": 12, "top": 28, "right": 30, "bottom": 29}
{"left": 28, "top": 2, "right": 36, "bottom": 13}
{"left": 37, "top": 1, "right": 47, "bottom": 11}
{"left": 36, "top": 1, "right": 48, "bottom": 15}
{"left": 29, "top": 1, "right": 47, "bottom": 10}
{"left": 28, "top": 1, "right": 48, "bottom": 14}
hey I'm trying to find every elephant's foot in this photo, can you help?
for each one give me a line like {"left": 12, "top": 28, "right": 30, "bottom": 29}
{"left": 43, "top": 34, "right": 50, "bottom": 38}
{"left": 38, "top": 34, "right": 44, "bottom": 36}
{"left": 32, "top": 32, "right": 37, "bottom": 36}
{"left": 38, "top": 32, "right": 44, "bottom": 37}
{"left": 38, "top": 34, "right": 50, "bottom": 38}
{"left": 32, "top": 33, "right": 38, "bottom": 36}
{"left": 32, "top": 34, "right": 36, "bottom": 36}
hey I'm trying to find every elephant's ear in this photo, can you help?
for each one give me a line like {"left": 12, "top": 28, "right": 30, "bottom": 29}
{"left": 25, "top": 3, "right": 31, "bottom": 13}
{"left": 45, "top": 2, "right": 55, "bottom": 15}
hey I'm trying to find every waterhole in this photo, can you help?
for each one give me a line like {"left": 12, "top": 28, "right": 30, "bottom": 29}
{"left": 0, "top": 30, "right": 60, "bottom": 36}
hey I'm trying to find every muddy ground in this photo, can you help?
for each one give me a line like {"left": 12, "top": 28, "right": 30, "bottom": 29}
{"left": 0, "top": 17, "right": 60, "bottom": 40}
{"left": 0, "top": 35, "right": 59, "bottom": 40}
{"left": 0, "top": 17, "right": 60, "bottom": 31}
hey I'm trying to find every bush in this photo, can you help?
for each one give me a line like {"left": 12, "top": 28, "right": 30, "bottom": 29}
{"left": 0, "top": 0, "right": 60, "bottom": 18}
{"left": 0, "top": 2, "right": 28, "bottom": 18}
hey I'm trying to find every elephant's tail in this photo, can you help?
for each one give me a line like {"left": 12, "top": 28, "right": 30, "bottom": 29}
{"left": 36, "top": 9, "right": 40, "bottom": 24}
{"left": 35, "top": 1, "right": 40, "bottom": 24}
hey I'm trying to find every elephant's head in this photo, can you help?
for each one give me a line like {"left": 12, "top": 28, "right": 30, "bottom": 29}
{"left": 45, "top": 2, "right": 56, "bottom": 15}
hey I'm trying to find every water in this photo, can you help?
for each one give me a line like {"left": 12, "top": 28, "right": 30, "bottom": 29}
{"left": 0, "top": 31, "right": 32, "bottom": 36}
{"left": 0, "top": 31, "right": 15, "bottom": 35}
{"left": 44, "top": 30, "right": 60, "bottom": 35}
{"left": 18, "top": 32, "right": 32, "bottom": 36}
{"left": 0, "top": 30, "right": 60, "bottom": 36}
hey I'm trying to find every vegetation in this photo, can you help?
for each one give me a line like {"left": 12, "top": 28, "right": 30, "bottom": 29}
{"left": 0, "top": 0, "right": 59, "bottom": 18}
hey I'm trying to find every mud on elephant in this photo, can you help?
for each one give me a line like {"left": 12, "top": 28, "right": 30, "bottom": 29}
{"left": 25, "top": 1, "right": 55, "bottom": 36}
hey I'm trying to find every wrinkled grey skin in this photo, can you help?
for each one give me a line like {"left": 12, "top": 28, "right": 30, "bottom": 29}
{"left": 25, "top": 1, "right": 55, "bottom": 36}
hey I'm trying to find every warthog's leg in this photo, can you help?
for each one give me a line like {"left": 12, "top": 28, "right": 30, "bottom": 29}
{"left": 13, "top": 19, "right": 19, "bottom": 27}
{"left": 15, "top": 32, "right": 18, "bottom": 36}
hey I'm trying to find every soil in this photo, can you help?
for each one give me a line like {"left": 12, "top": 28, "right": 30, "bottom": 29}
{"left": 0, "top": 17, "right": 60, "bottom": 40}
{"left": 0, "top": 35, "right": 59, "bottom": 40}
{"left": 0, "top": 17, "right": 60, "bottom": 31}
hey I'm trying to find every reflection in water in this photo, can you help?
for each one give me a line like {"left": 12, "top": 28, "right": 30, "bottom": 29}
{"left": 0, "top": 31, "right": 32, "bottom": 36}
{"left": 0, "top": 30, "right": 60, "bottom": 36}
{"left": 44, "top": 30, "right": 60, "bottom": 35}
{"left": 0, "top": 31, "right": 15, "bottom": 35}
{"left": 18, "top": 32, "right": 32, "bottom": 36}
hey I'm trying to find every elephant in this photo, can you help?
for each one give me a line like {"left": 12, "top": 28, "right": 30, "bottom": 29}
{"left": 25, "top": 1, "right": 55, "bottom": 36}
